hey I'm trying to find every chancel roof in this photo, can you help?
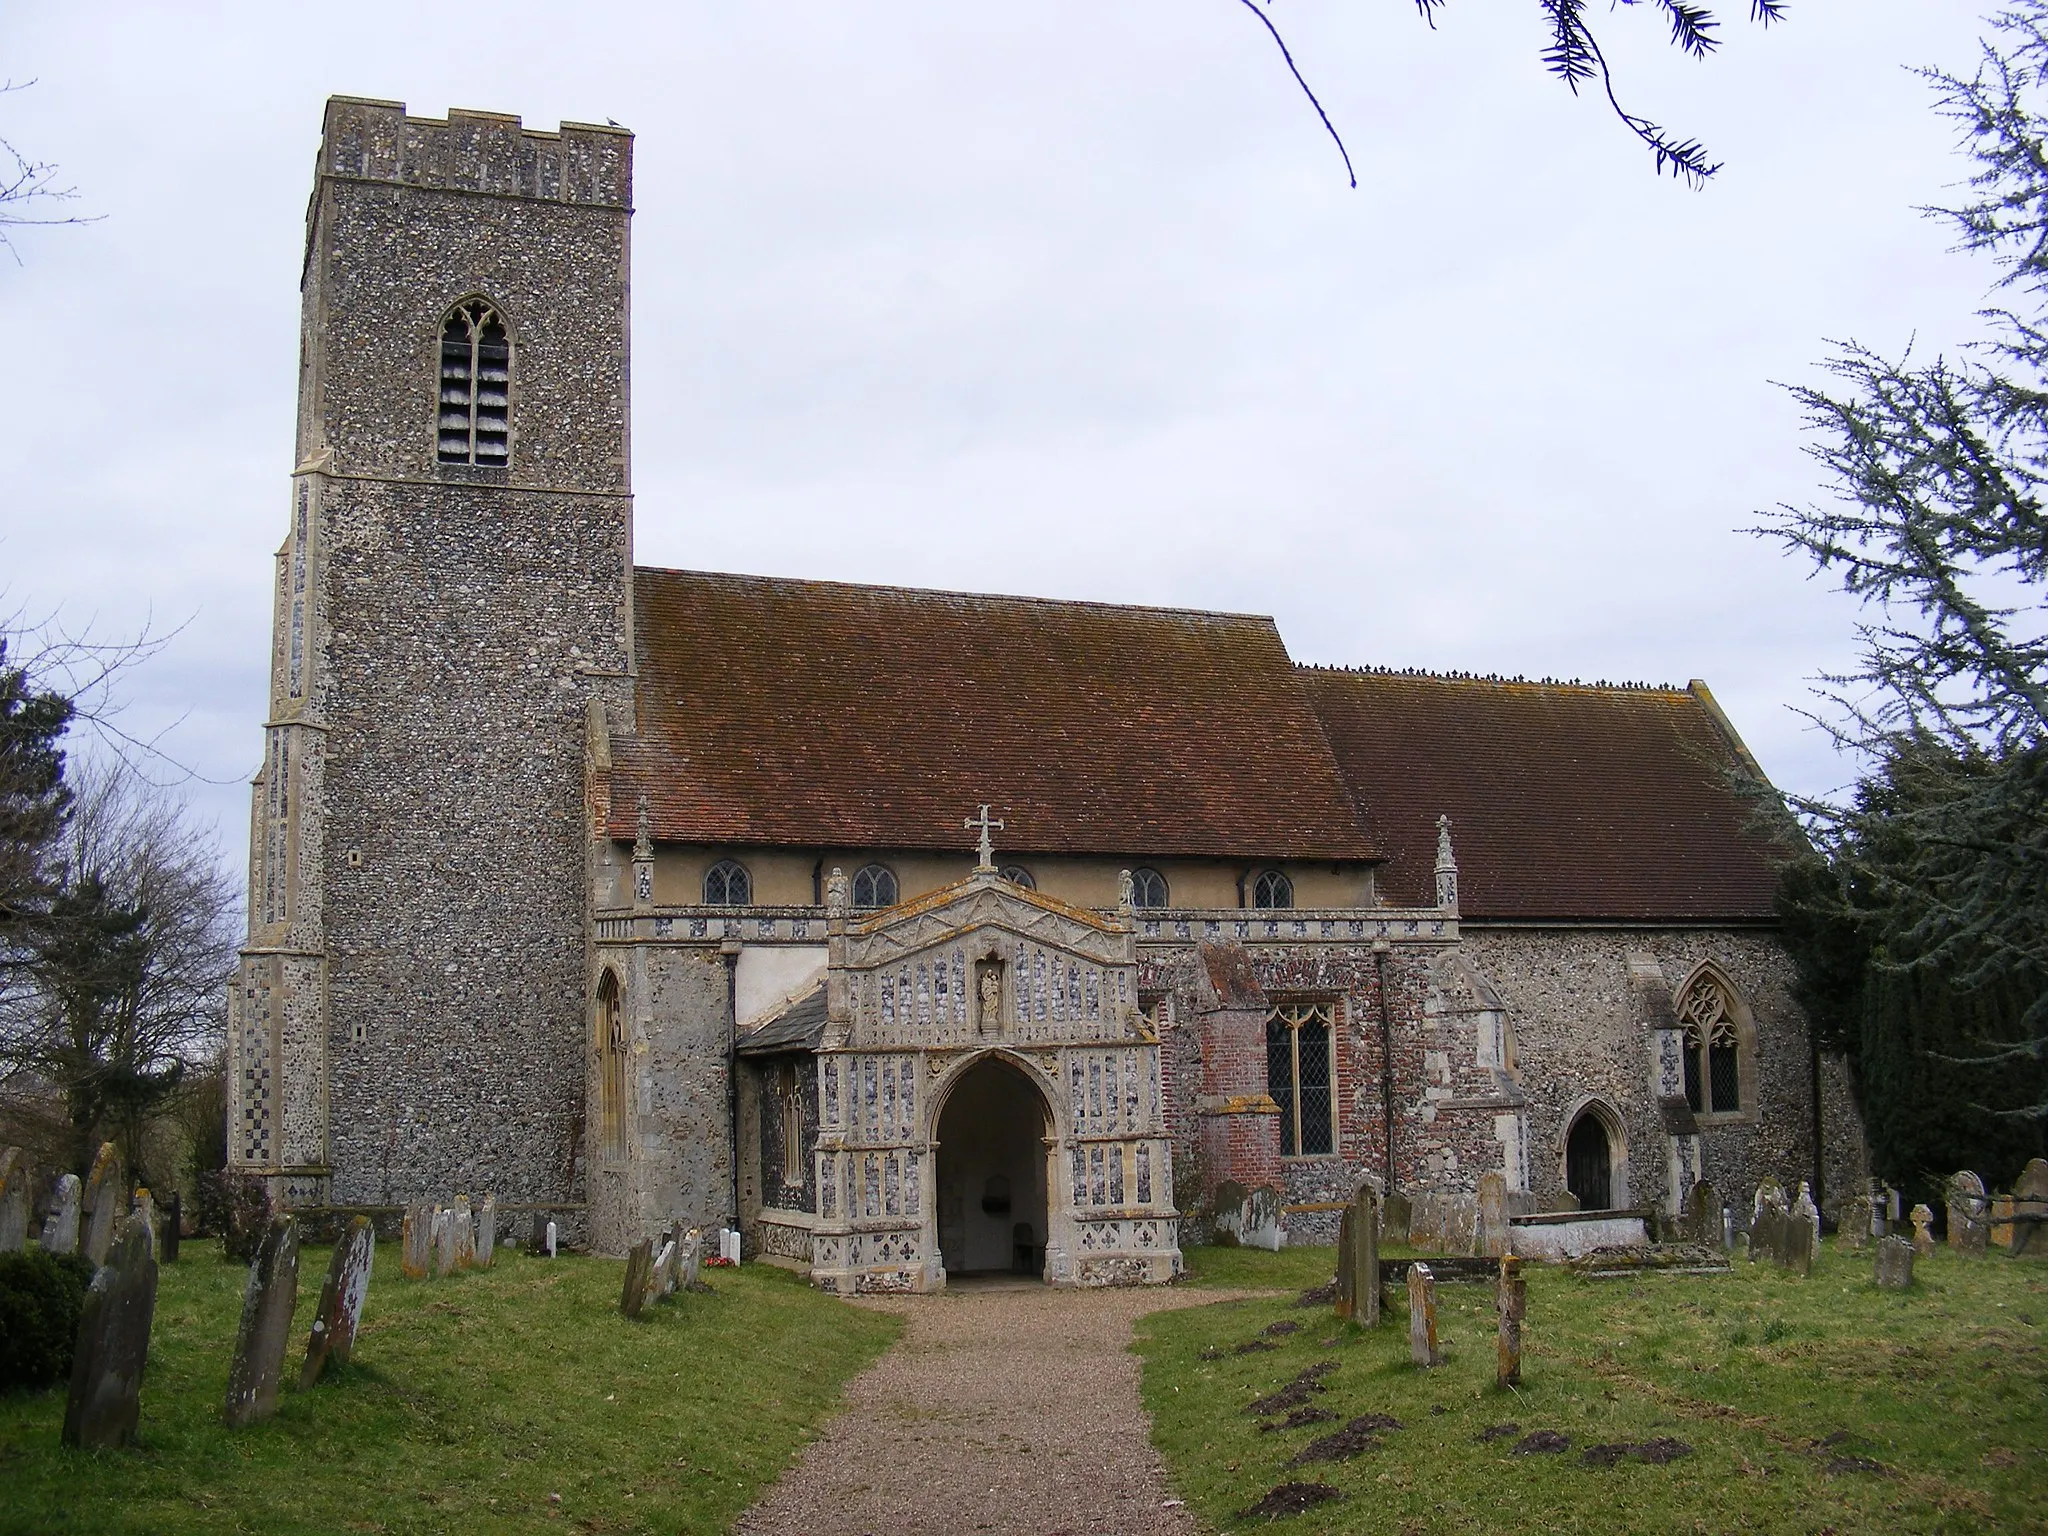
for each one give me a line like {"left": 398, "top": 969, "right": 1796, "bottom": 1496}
{"left": 611, "top": 567, "right": 1376, "bottom": 862}
{"left": 1298, "top": 669, "right": 1788, "bottom": 922}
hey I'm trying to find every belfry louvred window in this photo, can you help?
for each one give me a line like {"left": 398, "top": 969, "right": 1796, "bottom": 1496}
{"left": 1266, "top": 1003, "right": 1336, "bottom": 1156}
{"left": 437, "top": 299, "right": 511, "bottom": 465}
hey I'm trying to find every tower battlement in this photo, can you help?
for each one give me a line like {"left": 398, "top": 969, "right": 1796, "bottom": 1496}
{"left": 318, "top": 95, "right": 631, "bottom": 208}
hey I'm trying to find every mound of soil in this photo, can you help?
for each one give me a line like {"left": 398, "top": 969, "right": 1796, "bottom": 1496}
{"left": 1258, "top": 1407, "right": 1339, "bottom": 1434}
{"left": 1237, "top": 1482, "right": 1342, "bottom": 1521}
{"left": 1247, "top": 1362, "right": 1340, "bottom": 1417}
{"left": 1288, "top": 1415, "right": 1405, "bottom": 1467}
{"left": 1233, "top": 1339, "right": 1280, "bottom": 1355}
{"left": 1477, "top": 1423, "right": 1521, "bottom": 1443}
{"left": 1824, "top": 1455, "right": 1890, "bottom": 1476}
{"left": 1634, "top": 1438, "right": 1694, "bottom": 1465}
{"left": 1580, "top": 1444, "right": 1634, "bottom": 1468}
{"left": 1513, "top": 1430, "right": 1572, "bottom": 1455}
{"left": 1296, "top": 1281, "right": 1339, "bottom": 1307}
{"left": 1262, "top": 1319, "right": 1303, "bottom": 1336}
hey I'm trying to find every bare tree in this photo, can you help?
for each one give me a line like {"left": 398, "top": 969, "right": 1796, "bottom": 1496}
{"left": 0, "top": 79, "right": 94, "bottom": 262}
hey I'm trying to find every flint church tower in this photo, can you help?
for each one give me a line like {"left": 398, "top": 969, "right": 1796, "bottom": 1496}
{"left": 232, "top": 99, "right": 636, "bottom": 1210}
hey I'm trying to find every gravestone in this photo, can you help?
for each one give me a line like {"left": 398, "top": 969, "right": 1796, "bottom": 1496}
{"left": 1839, "top": 1192, "right": 1870, "bottom": 1252}
{"left": 0, "top": 1148, "right": 27, "bottom": 1252}
{"left": 1753, "top": 1178, "right": 1786, "bottom": 1228}
{"left": 1947, "top": 1171, "right": 1989, "bottom": 1258}
{"left": 1445, "top": 1195, "right": 1477, "bottom": 1257}
{"left": 161, "top": 1192, "right": 181, "bottom": 1263}
{"left": 530, "top": 1210, "right": 550, "bottom": 1253}
{"left": 1792, "top": 1183, "right": 1822, "bottom": 1262}
{"left": 475, "top": 1195, "right": 497, "bottom": 1267}
{"left": 1909, "top": 1203, "right": 1935, "bottom": 1257}
{"left": 1496, "top": 1256, "right": 1526, "bottom": 1388}
{"left": 82, "top": 1142, "right": 121, "bottom": 1266}
{"left": 223, "top": 1214, "right": 300, "bottom": 1428}
{"left": 130, "top": 1189, "right": 159, "bottom": 1260}
{"left": 1749, "top": 1204, "right": 1783, "bottom": 1265}
{"left": 1381, "top": 1191, "right": 1412, "bottom": 1242}
{"left": 61, "top": 1211, "right": 159, "bottom": 1449}
{"left": 1866, "top": 1178, "right": 1888, "bottom": 1239}
{"left": 1684, "top": 1180, "right": 1720, "bottom": 1247}
{"left": 652, "top": 1235, "right": 679, "bottom": 1300}
{"left": 1407, "top": 1262, "right": 1441, "bottom": 1367}
{"left": 2014, "top": 1158, "right": 2048, "bottom": 1258}
{"left": 1241, "top": 1185, "right": 1285, "bottom": 1252}
{"left": 1778, "top": 1211, "right": 1815, "bottom": 1278}
{"left": 546, "top": 1219, "right": 559, "bottom": 1259}
{"left": 1874, "top": 1235, "right": 1914, "bottom": 1291}
{"left": 451, "top": 1197, "right": 476, "bottom": 1270}
{"left": 400, "top": 1203, "right": 432, "bottom": 1279}
{"left": 1475, "top": 1173, "right": 1510, "bottom": 1260}
{"left": 678, "top": 1228, "right": 703, "bottom": 1291}
{"left": 1210, "top": 1180, "right": 1249, "bottom": 1246}
{"left": 1541, "top": 1190, "right": 1580, "bottom": 1215}
{"left": 432, "top": 1207, "right": 461, "bottom": 1278}
{"left": 301, "top": 1215, "right": 375, "bottom": 1388}
{"left": 620, "top": 1238, "right": 655, "bottom": 1320}
{"left": 41, "top": 1173, "right": 81, "bottom": 1255}
{"left": 1334, "top": 1180, "right": 1380, "bottom": 1326}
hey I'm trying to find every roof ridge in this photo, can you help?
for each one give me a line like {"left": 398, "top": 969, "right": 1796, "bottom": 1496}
{"left": 1297, "top": 662, "right": 1685, "bottom": 694}
{"left": 633, "top": 563, "right": 1277, "bottom": 627}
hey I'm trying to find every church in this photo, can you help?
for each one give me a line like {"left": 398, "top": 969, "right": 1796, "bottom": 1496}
{"left": 229, "top": 98, "right": 1866, "bottom": 1290}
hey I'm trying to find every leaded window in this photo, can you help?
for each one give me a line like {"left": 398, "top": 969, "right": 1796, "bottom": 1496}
{"left": 999, "top": 865, "right": 1035, "bottom": 890}
{"left": 779, "top": 1061, "right": 806, "bottom": 1185}
{"left": 1130, "top": 867, "right": 1169, "bottom": 908}
{"left": 1266, "top": 1002, "right": 1335, "bottom": 1156}
{"left": 1678, "top": 974, "right": 1743, "bottom": 1115}
{"left": 704, "top": 858, "right": 751, "bottom": 906}
{"left": 1252, "top": 869, "right": 1294, "bottom": 909}
{"left": 596, "top": 969, "right": 627, "bottom": 1159}
{"left": 437, "top": 299, "right": 511, "bottom": 465}
{"left": 852, "top": 863, "right": 898, "bottom": 910}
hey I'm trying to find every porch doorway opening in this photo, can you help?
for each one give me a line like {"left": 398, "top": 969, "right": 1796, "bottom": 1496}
{"left": 936, "top": 1057, "right": 1050, "bottom": 1279}
{"left": 1565, "top": 1110, "right": 1614, "bottom": 1211}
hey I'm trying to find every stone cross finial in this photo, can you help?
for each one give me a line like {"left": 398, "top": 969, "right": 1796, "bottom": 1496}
{"left": 965, "top": 804, "right": 1005, "bottom": 872}
{"left": 1434, "top": 813, "right": 1459, "bottom": 911}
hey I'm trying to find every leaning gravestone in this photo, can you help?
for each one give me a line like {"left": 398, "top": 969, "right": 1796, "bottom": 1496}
{"left": 1778, "top": 1211, "right": 1815, "bottom": 1278}
{"left": 61, "top": 1211, "right": 160, "bottom": 1449}
{"left": 619, "top": 1238, "right": 655, "bottom": 1320}
{"left": 1947, "top": 1172, "right": 1989, "bottom": 1258}
{"left": 1496, "top": 1256, "right": 1526, "bottom": 1388}
{"left": 1475, "top": 1172, "right": 1510, "bottom": 1260}
{"left": 1909, "top": 1203, "right": 1935, "bottom": 1257}
{"left": 82, "top": 1142, "right": 121, "bottom": 1267}
{"left": 1407, "top": 1262, "right": 1441, "bottom": 1367}
{"left": 1875, "top": 1235, "right": 1914, "bottom": 1291}
{"left": 400, "top": 1203, "right": 432, "bottom": 1279}
{"left": 301, "top": 1215, "right": 375, "bottom": 1388}
{"left": 1685, "top": 1179, "right": 1720, "bottom": 1247}
{"left": 1335, "top": 1180, "right": 1381, "bottom": 1326}
{"left": 41, "top": 1173, "right": 81, "bottom": 1256}
{"left": 1793, "top": 1183, "right": 1822, "bottom": 1262}
{"left": 224, "top": 1215, "right": 300, "bottom": 1427}
{"left": 652, "top": 1235, "right": 679, "bottom": 1300}
{"left": 0, "top": 1148, "right": 28, "bottom": 1252}
{"left": 475, "top": 1195, "right": 497, "bottom": 1267}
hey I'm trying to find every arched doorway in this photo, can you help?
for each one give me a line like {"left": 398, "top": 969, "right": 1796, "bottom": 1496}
{"left": 935, "top": 1057, "right": 1051, "bottom": 1278}
{"left": 1565, "top": 1110, "right": 1613, "bottom": 1211}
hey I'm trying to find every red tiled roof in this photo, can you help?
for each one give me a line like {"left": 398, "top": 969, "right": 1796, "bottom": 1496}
{"left": 1299, "top": 669, "right": 1788, "bottom": 922}
{"left": 611, "top": 568, "right": 1377, "bottom": 861}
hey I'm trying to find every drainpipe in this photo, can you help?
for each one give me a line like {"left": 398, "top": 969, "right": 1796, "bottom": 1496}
{"left": 1373, "top": 940, "right": 1395, "bottom": 1195}
{"left": 722, "top": 935, "right": 742, "bottom": 1231}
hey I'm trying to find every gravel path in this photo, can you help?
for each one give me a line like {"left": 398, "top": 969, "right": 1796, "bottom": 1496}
{"left": 735, "top": 1279, "right": 1255, "bottom": 1536}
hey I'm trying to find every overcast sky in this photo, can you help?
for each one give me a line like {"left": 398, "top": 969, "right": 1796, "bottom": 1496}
{"left": 0, "top": 2, "right": 2001, "bottom": 867}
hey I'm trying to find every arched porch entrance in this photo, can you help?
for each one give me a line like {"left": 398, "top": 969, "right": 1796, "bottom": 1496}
{"left": 1565, "top": 1109, "right": 1614, "bottom": 1210}
{"left": 935, "top": 1056, "right": 1051, "bottom": 1279}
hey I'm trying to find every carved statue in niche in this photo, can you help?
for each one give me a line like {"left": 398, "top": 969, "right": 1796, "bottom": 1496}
{"left": 976, "top": 963, "right": 1004, "bottom": 1035}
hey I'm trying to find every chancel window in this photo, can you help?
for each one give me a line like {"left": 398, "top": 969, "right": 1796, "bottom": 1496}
{"left": 778, "top": 1061, "right": 806, "bottom": 1186}
{"left": 703, "top": 858, "right": 751, "bottom": 906}
{"left": 999, "top": 865, "right": 1035, "bottom": 890}
{"left": 1130, "top": 867, "right": 1169, "bottom": 909}
{"left": 1678, "top": 973, "right": 1744, "bottom": 1115}
{"left": 437, "top": 299, "right": 511, "bottom": 465}
{"left": 1266, "top": 1002, "right": 1335, "bottom": 1156}
{"left": 852, "top": 863, "right": 898, "bottom": 910}
{"left": 1252, "top": 869, "right": 1294, "bottom": 909}
{"left": 596, "top": 969, "right": 627, "bottom": 1159}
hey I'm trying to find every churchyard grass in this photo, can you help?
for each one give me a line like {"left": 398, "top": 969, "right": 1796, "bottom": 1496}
{"left": 1140, "top": 1241, "right": 2045, "bottom": 1532}
{"left": 0, "top": 1241, "right": 899, "bottom": 1535}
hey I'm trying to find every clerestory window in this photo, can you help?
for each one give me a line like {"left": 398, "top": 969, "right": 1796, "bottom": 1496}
{"left": 1266, "top": 1002, "right": 1335, "bottom": 1156}
{"left": 1252, "top": 869, "right": 1294, "bottom": 909}
{"left": 852, "top": 863, "right": 898, "bottom": 910}
{"left": 1130, "top": 867, "right": 1169, "bottom": 909}
{"left": 437, "top": 299, "right": 511, "bottom": 465}
{"left": 703, "top": 858, "right": 752, "bottom": 906}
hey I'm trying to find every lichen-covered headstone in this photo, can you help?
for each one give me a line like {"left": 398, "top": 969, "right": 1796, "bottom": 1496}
{"left": 400, "top": 1203, "right": 432, "bottom": 1279}
{"left": 224, "top": 1215, "right": 300, "bottom": 1427}
{"left": 1874, "top": 1235, "right": 1914, "bottom": 1291}
{"left": 1793, "top": 1183, "right": 1822, "bottom": 1262}
{"left": 432, "top": 1206, "right": 461, "bottom": 1278}
{"left": 61, "top": 1211, "right": 159, "bottom": 1449}
{"left": 1335, "top": 1180, "right": 1380, "bottom": 1326}
{"left": 1382, "top": 1191, "right": 1412, "bottom": 1242}
{"left": 1240, "top": 1185, "right": 1284, "bottom": 1252}
{"left": 1496, "top": 1256, "right": 1526, "bottom": 1388}
{"left": 1210, "top": 1180, "right": 1249, "bottom": 1246}
{"left": 652, "top": 1235, "right": 679, "bottom": 1300}
{"left": 1778, "top": 1211, "right": 1815, "bottom": 1278}
{"left": 1445, "top": 1195, "right": 1477, "bottom": 1257}
{"left": 679, "top": 1228, "right": 703, "bottom": 1290}
{"left": 1909, "top": 1203, "right": 1935, "bottom": 1257}
{"left": 474, "top": 1195, "right": 497, "bottom": 1267}
{"left": 1475, "top": 1172, "right": 1510, "bottom": 1260}
{"left": 452, "top": 1196, "right": 476, "bottom": 1270}
{"left": 0, "top": 1148, "right": 28, "bottom": 1252}
{"left": 2014, "top": 1159, "right": 2048, "bottom": 1259}
{"left": 620, "top": 1238, "right": 654, "bottom": 1320}
{"left": 82, "top": 1142, "right": 121, "bottom": 1267}
{"left": 1753, "top": 1178, "right": 1786, "bottom": 1228}
{"left": 1947, "top": 1171, "right": 1989, "bottom": 1258}
{"left": 129, "top": 1188, "right": 159, "bottom": 1261}
{"left": 1839, "top": 1192, "right": 1870, "bottom": 1252}
{"left": 1749, "top": 1204, "right": 1782, "bottom": 1265}
{"left": 1685, "top": 1179, "right": 1720, "bottom": 1247}
{"left": 301, "top": 1215, "right": 375, "bottom": 1388}
{"left": 1407, "top": 1262, "right": 1441, "bottom": 1367}
{"left": 41, "top": 1173, "right": 81, "bottom": 1255}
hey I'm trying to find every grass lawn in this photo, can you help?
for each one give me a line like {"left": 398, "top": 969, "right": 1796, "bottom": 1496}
{"left": 1140, "top": 1242, "right": 2047, "bottom": 1533}
{"left": 0, "top": 1242, "right": 899, "bottom": 1536}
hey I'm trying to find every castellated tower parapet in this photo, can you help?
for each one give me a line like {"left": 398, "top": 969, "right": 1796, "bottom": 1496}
{"left": 233, "top": 97, "right": 636, "bottom": 1218}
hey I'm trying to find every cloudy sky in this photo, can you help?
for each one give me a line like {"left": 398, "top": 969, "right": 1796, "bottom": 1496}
{"left": 0, "top": 2, "right": 1999, "bottom": 865}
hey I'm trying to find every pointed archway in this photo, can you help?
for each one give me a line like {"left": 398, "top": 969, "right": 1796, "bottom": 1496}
{"left": 1565, "top": 1110, "right": 1614, "bottom": 1211}
{"left": 935, "top": 1056, "right": 1051, "bottom": 1278}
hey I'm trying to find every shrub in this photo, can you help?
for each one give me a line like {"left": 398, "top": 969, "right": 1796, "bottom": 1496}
{"left": 200, "top": 1170, "right": 273, "bottom": 1262}
{"left": 0, "top": 1249, "right": 95, "bottom": 1393}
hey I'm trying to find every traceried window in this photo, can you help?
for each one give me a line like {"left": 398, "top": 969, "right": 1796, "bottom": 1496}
{"left": 852, "top": 863, "right": 898, "bottom": 910}
{"left": 999, "top": 865, "right": 1035, "bottom": 890}
{"left": 703, "top": 858, "right": 751, "bottom": 906}
{"left": 1130, "top": 867, "right": 1169, "bottom": 909}
{"left": 778, "top": 1061, "right": 806, "bottom": 1186}
{"left": 596, "top": 968, "right": 627, "bottom": 1159}
{"left": 1266, "top": 1002, "right": 1335, "bottom": 1156}
{"left": 1678, "top": 972, "right": 1744, "bottom": 1116}
{"left": 437, "top": 299, "right": 511, "bottom": 465}
{"left": 1252, "top": 869, "right": 1294, "bottom": 909}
